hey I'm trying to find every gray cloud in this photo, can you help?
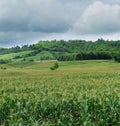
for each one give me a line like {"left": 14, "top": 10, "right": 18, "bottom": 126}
{"left": 0, "top": 0, "right": 83, "bottom": 33}
{"left": 0, "top": 0, "right": 120, "bottom": 47}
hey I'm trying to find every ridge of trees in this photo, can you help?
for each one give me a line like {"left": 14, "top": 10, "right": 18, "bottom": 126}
{"left": 0, "top": 39, "right": 120, "bottom": 55}
{"left": 0, "top": 38, "right": 120, "bottom": 62}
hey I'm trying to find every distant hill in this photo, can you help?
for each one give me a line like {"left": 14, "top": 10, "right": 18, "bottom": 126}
{"left": 0, "top": 39, "right": 120, "bottom": 63}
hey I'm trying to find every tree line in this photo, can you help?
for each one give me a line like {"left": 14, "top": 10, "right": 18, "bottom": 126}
{"left": 0, "top": 39, "right": 120, "bottom": 63}
{"left": 1, "top": 39, "right": 120, "bottom": 55}
{"left": 57, "top": 52, "right": 113, "bottom": 61}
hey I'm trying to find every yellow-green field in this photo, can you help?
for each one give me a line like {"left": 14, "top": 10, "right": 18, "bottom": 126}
{"left": 0, "top": 60, "right": 120, "bottom": 125}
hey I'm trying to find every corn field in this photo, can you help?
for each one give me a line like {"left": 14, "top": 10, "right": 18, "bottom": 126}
{"left": 0, "top": 61, "right": 120, "bottom": 125}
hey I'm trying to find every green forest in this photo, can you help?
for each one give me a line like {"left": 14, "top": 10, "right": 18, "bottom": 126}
{"left": 0, "top": 38, "right": 120, "bottom": 63}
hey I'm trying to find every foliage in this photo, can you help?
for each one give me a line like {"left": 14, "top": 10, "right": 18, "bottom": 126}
{"left": 58, "top": 51, "right": 113, "bottom": 61}
{"left": 57, "top": 54, "right": 76, "bottom": 61}
{"left": 0, "top": 39, "right": 120, "bottom": 61}
{"left": 114, "top": 55, "right": 120, "bottom": 63}
{"left": 0, "top": 95, "right": 119, "bottom": 125}
{"left": 0, "top": 60, "right": 120, "bottom": 125}
{"left": 0, "top": 67, "right": 7, "bottom": 70}
{"left": 14, "top": 55, "right": 22, "bottom": 59}
{"left": 50, "top": 62, "right": 59, "bottom": 70}
{"left": 0, "top": 59, "right": 11, "bottom": 64}
{"left": 29, "top": 59, "right": 34, "bottom": 62}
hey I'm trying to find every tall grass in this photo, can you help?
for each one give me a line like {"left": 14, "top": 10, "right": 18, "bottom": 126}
{"left": 0, "top": 95, "right": 120, "bottom": 125}
{"left": 0, "top": 60, "right": 120, "bottom": 125}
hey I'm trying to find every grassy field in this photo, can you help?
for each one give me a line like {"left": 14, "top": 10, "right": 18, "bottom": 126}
{"left": 0, "top": 50, "right": 55, "bottom": 62}
{"left": 0, "top": 51, "right": 32, "bottom": 60}
{"left": 0, "top": 60, "right": 120, "bottom": 125}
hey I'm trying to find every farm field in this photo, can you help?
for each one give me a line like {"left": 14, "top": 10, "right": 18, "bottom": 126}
{"left": 0, "top": 60, "right": 120, "bottom": 125}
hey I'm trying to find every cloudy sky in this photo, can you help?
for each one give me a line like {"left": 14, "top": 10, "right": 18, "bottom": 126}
{"left": 0, "top": 0, "right": 120, "bottom": 47}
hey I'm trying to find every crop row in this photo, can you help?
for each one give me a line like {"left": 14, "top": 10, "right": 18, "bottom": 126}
{"left": 0, "top": 95, "right": 120, "bottom": 126}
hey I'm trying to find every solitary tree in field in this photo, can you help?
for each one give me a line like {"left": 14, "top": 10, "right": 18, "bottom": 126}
{"left": 50, "top": 62, "right": 59, "bottom": 71}
{"left": 54, "top": 62, "right": 59, "bottom": 69}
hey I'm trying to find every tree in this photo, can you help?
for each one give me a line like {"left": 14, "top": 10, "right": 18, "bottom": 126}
{"left": 50, "top": 62, "right": 59, "bottom": 71}
{"left": 54, "top": 62, "right": 59, "bottom": 69}
{"left": 114, "top": 55, "right": 120, "bottom": 63}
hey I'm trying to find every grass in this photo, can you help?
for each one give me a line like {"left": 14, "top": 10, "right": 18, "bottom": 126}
{"left": 0, "top": 60, "right": 120, "bottom": 125}
{"left": 0, "top": 50, "right": 33, "bottom": 62}
{"left": 0, "top": 50, "right": 55, "bottom": 62}
{"left": 26, "top": 51, "right": 55, "bottom": 60}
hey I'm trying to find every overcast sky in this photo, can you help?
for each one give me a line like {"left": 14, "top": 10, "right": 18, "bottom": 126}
{"left": 0, "top": 0, "right": 120, "bottom": 47}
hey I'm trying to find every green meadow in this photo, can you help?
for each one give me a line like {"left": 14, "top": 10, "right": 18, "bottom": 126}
{"left": 0, "top": 60, "right": 120, "bottom": 125}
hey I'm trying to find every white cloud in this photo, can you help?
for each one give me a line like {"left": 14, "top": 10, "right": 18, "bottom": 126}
{"left": 71, "top": 1, "right": 120, "bottom": 34}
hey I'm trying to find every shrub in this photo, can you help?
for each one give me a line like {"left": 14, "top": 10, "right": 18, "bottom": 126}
{"left": 29, "top": 59, "right": 34, "bottom": 62}
{"left": 14, "top": 55, "right": 22, "bottom": 59}
{"left": 0, "top": 59, "right": 11, "bottom": 64}
{"left": 114, "top": 55, "right": 120, "bottom": 62}
{"left": 54, "top": 62, "right": 59, "bottom": 69}
{"left": 50, "top": 66, "right": 55, "bottom": 70}
{"left": 50, "top": 62, "right": 59, "bottom": 71}
{"left": 0, "top": 67, "right": 7, "bottom": 70}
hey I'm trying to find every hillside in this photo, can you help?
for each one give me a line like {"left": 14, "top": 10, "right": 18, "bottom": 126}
{"left": 0, "top": 39, "right": 120, "bottom": 63}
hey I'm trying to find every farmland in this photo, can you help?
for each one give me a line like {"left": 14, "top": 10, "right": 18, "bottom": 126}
{"left": 0, "top": 60, "right": 120, "bottom": 125}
